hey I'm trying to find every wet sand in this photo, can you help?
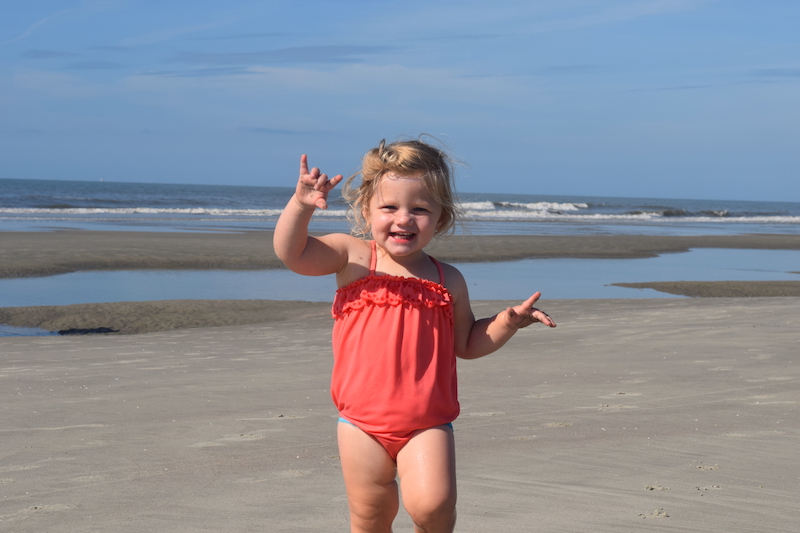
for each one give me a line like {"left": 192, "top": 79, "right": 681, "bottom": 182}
{"left": 613, "top": 280, "right": 800, "bottom": 298}
{"left": 1, "top": 298, "right": 797, "bottom": 531}
{"left": 2, "top": 230, "right": 799, "bottom": 278}
{"left": 2, "top": 231, "right": 800, "bottom": 335}
{"left": 0, "top": 300, "right": 328, "bottom": 335}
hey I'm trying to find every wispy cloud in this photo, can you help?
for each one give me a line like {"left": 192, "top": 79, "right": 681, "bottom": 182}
{"left": 2, "top": 7, "right": 76, "bottom": 46}
{"left": 648, "top": 83, "right": 720, "bottom": 91}
{"left": 167, "top": 45, "right": 393, "bottom": 66}
{"left": 119, "top": 20, "right": 238, "bottom": 47}
{"left": 66, "top": 61, "right": 127, "bottom": 70}
{"left": 21, "top": 49, "right": 78, "bottom": 59}
{"left": 526, "top": 0, "right": 705, "bottom": 34}
{"left": 418, "top": 33, "right": 506, "bottom": 42}
{"left": 141, "top": 66, "right": 254, "bottom": 78}
{"left": 541, "top": 64, "right": 601, "bottom": 74}
{"left": 1, "top": 1, "right": 127, "bottom": 46}
{"left": 753, "top": 68, "right": 800, "bottom": 78}
{"left": 238, "top": 127, "right": 310, "bottom": 135}
{"left": 187, "top": 33, "right": 286, "bottom": 41}
{"left": 90, "top": 45, "right": 132, "bottom": 52}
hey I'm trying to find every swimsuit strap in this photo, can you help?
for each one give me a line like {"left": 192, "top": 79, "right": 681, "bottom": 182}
{"left": 369, "top": 239, "right": 445, "bottom": 286}
{"left": 431, "top": 256, "right": 446, "bottom": 287}
{"left": 369, "top": 240, "right": 377, "bottom": 276}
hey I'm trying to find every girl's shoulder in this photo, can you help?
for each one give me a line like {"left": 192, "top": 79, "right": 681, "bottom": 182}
{"left": 333, "top": 236, "right": 372, "bottom": 288}
{"left": 436, "top": 260, "right": 468, "bottom": 302}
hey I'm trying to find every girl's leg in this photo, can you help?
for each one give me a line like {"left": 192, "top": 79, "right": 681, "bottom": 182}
{"left": 337, "top": 422, "right": 400, "bottom": 533}
{"left": 396, "top": 425, "right": 457, "bottom": 533}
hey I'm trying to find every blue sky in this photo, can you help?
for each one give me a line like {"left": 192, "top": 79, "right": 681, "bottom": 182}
{"left": 1, "top": 1, "right": 798, "bottom": 201}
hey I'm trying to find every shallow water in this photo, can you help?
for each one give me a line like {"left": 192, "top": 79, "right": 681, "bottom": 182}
{"left": 3, "top": 248, "right": 798, "bottom": 336}
{"left": 0, "top": 325, "right": 58, "bottom": 337}
{"left": 1, "top": 249, "right": 798, "bottom": 309}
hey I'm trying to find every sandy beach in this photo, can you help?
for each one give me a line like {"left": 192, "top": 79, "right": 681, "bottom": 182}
{"left": 2, "top": 297, "right": 797, "bottom": 532}
{"left": 1, "top": 230, "right": 799, "bottom": 530}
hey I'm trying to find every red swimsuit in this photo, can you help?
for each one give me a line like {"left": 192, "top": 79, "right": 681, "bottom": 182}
{"left": 331, "top": 241, "right": 459, "bottom": 459}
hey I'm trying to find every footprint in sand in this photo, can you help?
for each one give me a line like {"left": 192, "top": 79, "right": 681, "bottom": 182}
{"left": 695, "top": 485, "right": 722, "bottom": 491}
{"left": 524, "top": 392, "right": 563, "bottom": 399}
{"left": 639, "top": 508, "right": 669, "bottom": 519}
{"left": 277, "top": 469, "right": 312, "bottom": 477}
{"left": 190, "top": 428, "right": 285, "bottom": 447}
{"left": 0, "top": 504, "right": 72, "bottom": 522}
{"left": 73, "top": 475, "right": 106, "bottom": 483}
{"left": 598, "top": 392, "right": 641, "bottom": 399}
{"left": 694, "top": 461, "right": 720, "bottom": 471}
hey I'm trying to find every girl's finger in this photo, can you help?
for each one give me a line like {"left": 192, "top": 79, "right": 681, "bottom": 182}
{"left": 521, "top": 292, "right": 541, "bottom": 310}
{"left": 329, "top": 174, "right": 344, "bottom": 188}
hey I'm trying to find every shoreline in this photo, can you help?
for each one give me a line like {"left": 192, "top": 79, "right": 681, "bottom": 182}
{"left": 2, "top": 230, "right": 800, "bottom": 279}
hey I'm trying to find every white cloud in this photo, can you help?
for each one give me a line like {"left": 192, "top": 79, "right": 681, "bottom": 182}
{"left": 117, "top": 19, "right": 237, "bottom": 47}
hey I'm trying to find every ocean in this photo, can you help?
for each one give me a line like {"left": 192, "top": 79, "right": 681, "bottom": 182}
{"left": 1, "top": 177, "right": 799, "bottom": 336}
{"left": 2, "top": 177, "right": 800, "bottom": 236}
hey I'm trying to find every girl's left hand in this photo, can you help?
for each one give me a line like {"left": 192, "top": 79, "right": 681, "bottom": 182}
{"left": 505, "top": 292, "right": 556, "bottom": 329}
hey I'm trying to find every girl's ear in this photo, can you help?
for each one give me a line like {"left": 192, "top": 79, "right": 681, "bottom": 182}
{"left": 435, "top": 211, "right": 447, "bottom": 232}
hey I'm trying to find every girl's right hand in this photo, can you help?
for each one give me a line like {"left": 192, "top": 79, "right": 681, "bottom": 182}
{"left": 505, "top": 292, "right": 556, "bottom": 329}
{"left": 295, "top": 154, "right": 343, "bottom": 210}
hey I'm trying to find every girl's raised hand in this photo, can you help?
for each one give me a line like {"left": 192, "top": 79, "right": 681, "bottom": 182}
{"left": 296, "top": 154, "right": 343, "bottom": 210}
{"left": 505, "top": 292, "right": 556, "bottom": 329}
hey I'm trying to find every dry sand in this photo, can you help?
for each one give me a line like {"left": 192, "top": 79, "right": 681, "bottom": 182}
{"left": 1, "top": 298, "right": 797, "bottom": 532}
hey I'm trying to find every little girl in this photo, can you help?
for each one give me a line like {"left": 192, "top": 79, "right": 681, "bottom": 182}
{"left": 273, "top": 138, "right": 556, "bottom": 533}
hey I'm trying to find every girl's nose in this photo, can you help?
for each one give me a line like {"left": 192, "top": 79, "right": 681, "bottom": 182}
{"left": 395, "top": 210, "right": 412, "bottom": 224}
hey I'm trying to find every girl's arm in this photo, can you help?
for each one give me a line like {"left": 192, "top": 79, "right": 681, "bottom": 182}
{"left": 273, "top": 154, "right": 353, "bottom": 276}
{"left": 449, "top": 266, "right": 556, "bottom": 360}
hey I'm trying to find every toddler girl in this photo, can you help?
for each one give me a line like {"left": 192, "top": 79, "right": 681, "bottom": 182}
{"left": 273, "top": 138, "right": 556, "bottom": 533}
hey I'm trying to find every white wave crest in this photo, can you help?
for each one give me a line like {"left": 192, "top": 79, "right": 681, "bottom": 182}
{"left": 1, "top": 207, "right": 798, "bottom": 226}
{"left": 459, "top": 201, "right": 495, "bottom": 210}
{"left": 496, "top": 201, "right": 588, "bottom": 211}
{"left": 0, "top": 207, "right": 286, "bottom": 217}
{"left": 460, "top": 201, "right": 588, "bottom": 212}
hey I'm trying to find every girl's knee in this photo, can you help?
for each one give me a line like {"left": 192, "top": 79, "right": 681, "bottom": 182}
{"left": 407, "top": 508, "right": 456, "bottom": 533}
{"left": 403, "top": 491, "right": 456, "bottom": 532}
{"left": 347, "top": 484, "right": 400, "bottom": 532}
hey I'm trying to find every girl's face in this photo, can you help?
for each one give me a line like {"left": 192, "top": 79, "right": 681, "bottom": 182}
{"left": 366, "top": 173, "right": 443, "bottom": 261}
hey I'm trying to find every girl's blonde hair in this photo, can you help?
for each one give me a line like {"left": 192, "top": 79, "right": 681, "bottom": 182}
{"left": 343, "top": 137, "right": 460, "bottom": 237}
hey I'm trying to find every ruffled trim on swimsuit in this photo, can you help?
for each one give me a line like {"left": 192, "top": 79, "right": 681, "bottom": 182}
{"left": 332, "top": 275, "right": 453, "bottom": 319}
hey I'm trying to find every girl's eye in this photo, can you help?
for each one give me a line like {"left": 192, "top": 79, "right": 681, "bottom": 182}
{"left": 413, "top": 207, "right": 430, "bottom": 213}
